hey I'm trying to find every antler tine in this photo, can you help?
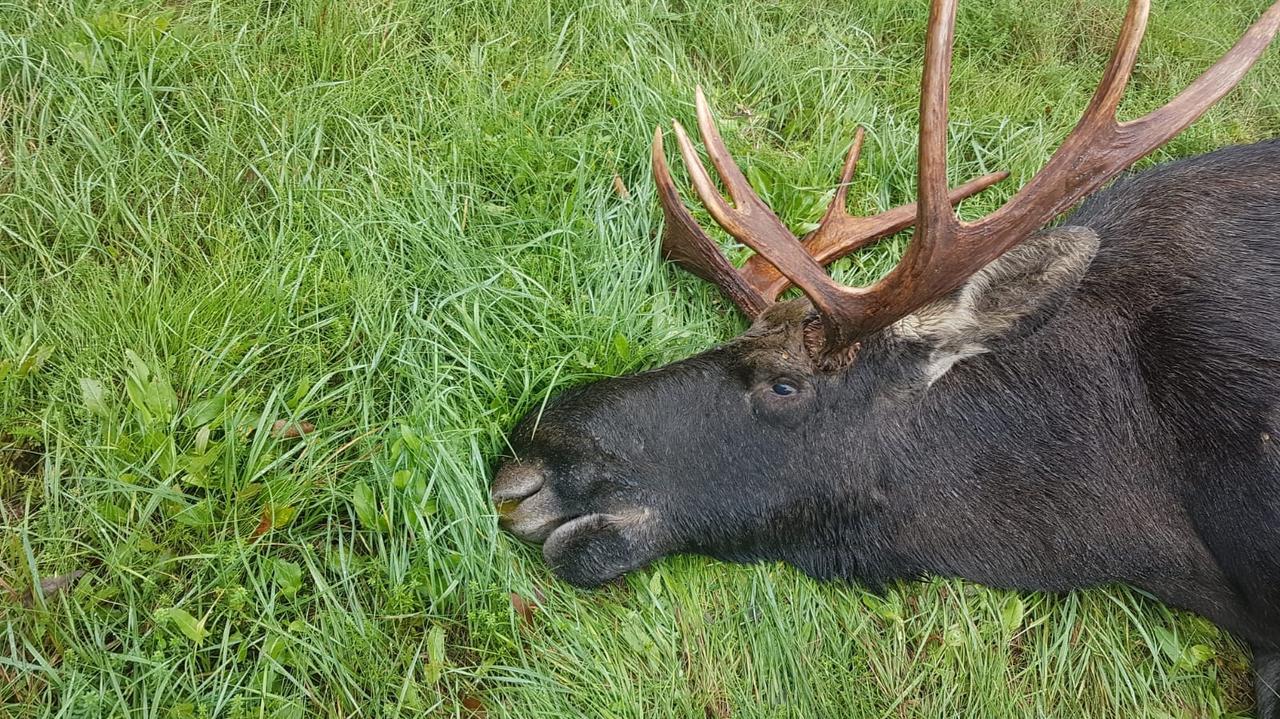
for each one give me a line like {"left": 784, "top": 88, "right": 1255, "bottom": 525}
{"left": 1081, "top": 0, "right": 1149, "bottom": 124}
{"left": 791, "top": 0, "right": 970, "bottom": 348}
{"left": 739, "top": 164, "right": 1009, "bottom": 304}
{"left": 669, "top": 119, "right": 740, "bottom": 232}
{"left": 797, "top": 0, "right": 966, "bottom": 348}
{"left": 820, "top": 128, "right": 866, "bottom": 227}
{"left": 652, "top": 127, "right": 770, "bottom": 317}
{"left": 669, "top": 110, "right": 856, "bottom": 326}
{"left": 674, "top": 98, "right": 1008, "bottom": 330}
{"left": 658, "top": 104, "right": 1009, "bottom": 313}
{"left": 693, "top": 87, "right": 761, "bottom": 210}
{"left": 1129, "top": 0, "right": 1280, "bottom": 139}
{"left": 973, "top": 0, "right": 1280, "bottom": 262}
{"left": 915, "top": 0, "right": 963, "bottom": 238}
{"left": 974, "top": 0, "right": 1151, "bottom": 230}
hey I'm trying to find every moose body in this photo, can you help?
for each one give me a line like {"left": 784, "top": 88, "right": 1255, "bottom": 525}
{"left": 493, "top": 0, "right": 1280, "bottom": 713}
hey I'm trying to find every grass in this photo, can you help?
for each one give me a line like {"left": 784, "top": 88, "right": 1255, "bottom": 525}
{"left": 0, "top": 0, "right": 1277, "bottom": 716}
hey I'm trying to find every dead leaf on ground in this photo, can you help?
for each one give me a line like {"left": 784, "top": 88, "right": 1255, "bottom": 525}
{"left": 612, "top": 174, "right": 631, "bottom": 200}
{"left": 459, "top": 695, "right": 486, "bottom": 717}
{"left": 21, "top": 570, "right": 86, "bottom": 607}
{"left": 510, "top": 592, "right": 535, "bottom": 626}
{"left": 270, "top": 419, "right": 314, "bottom": 439}
{"left": 250, "top": 506, "right": 273, "bottom": 539}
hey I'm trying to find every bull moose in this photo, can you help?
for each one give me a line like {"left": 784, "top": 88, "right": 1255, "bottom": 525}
{"left": 492, "top": 0, "right": 1280, "bottom": 714}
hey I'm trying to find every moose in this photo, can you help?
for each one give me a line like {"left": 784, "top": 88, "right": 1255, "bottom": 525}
{"left": 492, "top": 0, "right": 1280, "bottom": 713}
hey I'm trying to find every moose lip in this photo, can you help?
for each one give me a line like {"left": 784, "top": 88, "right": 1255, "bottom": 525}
{"left": 542, "top": 513, "right": 604, "bottom": 547}
{"left": 498, "top": 498, "right": 604, "bottom": 546}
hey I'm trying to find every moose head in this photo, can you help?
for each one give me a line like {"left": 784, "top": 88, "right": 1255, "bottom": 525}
{"left": 494, "top": 0, "right": 1280, "bottom": 588}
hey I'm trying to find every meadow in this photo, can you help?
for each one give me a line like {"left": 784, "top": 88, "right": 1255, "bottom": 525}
{"left": 1, "top": 0, "right": 1278, "bottom": 716}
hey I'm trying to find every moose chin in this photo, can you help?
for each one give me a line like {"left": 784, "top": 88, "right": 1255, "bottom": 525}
{"left": 493, "top": 0, "right": 1280, "bottom": 714}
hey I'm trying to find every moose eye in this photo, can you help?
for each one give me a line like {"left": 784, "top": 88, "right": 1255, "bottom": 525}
{"left": 771, "top": 382, "right": 797, "bottom": 397}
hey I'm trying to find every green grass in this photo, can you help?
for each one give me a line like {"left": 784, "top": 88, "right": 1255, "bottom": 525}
{"left": 1, "top": 0, "right": 1277, "bottom": 716}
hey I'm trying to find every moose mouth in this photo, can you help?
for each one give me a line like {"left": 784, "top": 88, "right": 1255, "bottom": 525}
{"left": 540, "top": 513, "right": 610, "bottom": 552}
{"left": 492, "top": 461, "right": 608, "bottom": 546}
{"left": 499, "top": 502, "right": 638, "bottom": 586}
{"left": 493, "top": 460, "right": 655, "bottom": 586}
{"left": 497, "top": 500, "right": 602, "bottom": 548}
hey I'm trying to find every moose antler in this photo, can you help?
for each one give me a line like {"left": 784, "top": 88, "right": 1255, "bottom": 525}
{"left": 654, "top": 0, "right": 1280, "bottom": 359}
{"left": 652, "top": 94, "right": 1007, "bottom": 319}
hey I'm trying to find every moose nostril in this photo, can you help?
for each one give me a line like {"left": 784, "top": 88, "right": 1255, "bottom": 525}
{"left": 491, "top": 462, "right": 546, "bottom": 505}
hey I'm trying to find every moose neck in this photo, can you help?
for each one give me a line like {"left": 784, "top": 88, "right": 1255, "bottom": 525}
{"left": 821, "top": 312, "right": 1179, "bottom": 593}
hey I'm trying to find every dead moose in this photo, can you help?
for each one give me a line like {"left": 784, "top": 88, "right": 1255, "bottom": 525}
{"left": 492, "top": 0, "right": 1280, "bottom": 714}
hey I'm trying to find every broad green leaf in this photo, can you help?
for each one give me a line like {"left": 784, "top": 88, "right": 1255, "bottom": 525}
{"left": 193, "top": 425, "right": 211, "bottom": 454}
{"left": 157, "top": 435, "right": 179, "bottom": 477}
{"left": 79, "top": 378, "right": 110, "bottom": 416}
{"left": 288, "top": 377, "right": 310, "bottom": 408}
{"left": 149, "top": 371, "right": 178, "bottom": 420}
{"left": 353, "top": 481, "right": 382, "bottom": 531}
{"left": 943, "top": 624, "right": 966, "bottom": 648}
{"left": 97, "top": 502, "right": 128, "bottom": 526}
{"left": 185, "top": 395, "right": 226, "bottom": 429}
{"left": 272, "top": 559, "right": 303, "bottom": 599}
{"left": 124, "top": 373, "right": 152, "bottom": 423}
{"left": 159, "top": 607, "right": 208, "bottom": 645}
{"left": 410, "top": 472, "right": 429, "bottom": 502}
{"left": 1152, "top": 625, "right": 1181, "bottom": 663}
{"left": 125, "top": 349, "right": 151, "bottom": 383}
{"left": 237, "top": 483, "right": 264, "bottom": 502}
{"left": 89, "top": 11, "right": 128, "bottom": 39}
{"left": 745, "top": 162, "right": 774, "bottom": 205}
{"left": 1179, "top": 643, "right": 1215, "bottom": 670}
{"left": 400, "top": 424, "right": 423, "bottom": 453}
{"left": 171, "top": 500, "right": 214, "bottom": 527}
{"left": 647, "top": 570, "right": 664, "bottom": 599}
{"left": 17, "top": 345, "right": 53, "bottom": 376}
{"left": 860, "top": 592, "right": 901, "bottom": 623}
{"left": 424, "top": 625, "right": 447, "bottom": 683}
{"left": 999, "top": 595, "right": 1026, "bottom": 636}
{"left": 123, "top": 350, "right": 177, "bottom": 422}
{"left": 262, "top": 634, "right": 288, "bottom": 663}
{"left": 272, "top": 504, "right": 298, "bottom": 529}
{"left": 612, "top": 332, "right": 630, "bottom": 358}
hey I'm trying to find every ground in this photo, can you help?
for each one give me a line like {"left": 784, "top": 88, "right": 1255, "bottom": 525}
{"left": 1, "top": 0, "right": 1278, "bottom": 716}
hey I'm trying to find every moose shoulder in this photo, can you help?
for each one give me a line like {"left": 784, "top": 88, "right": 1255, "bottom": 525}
{"left": 493, "top": 0, "right": 1280, "bottom": 715}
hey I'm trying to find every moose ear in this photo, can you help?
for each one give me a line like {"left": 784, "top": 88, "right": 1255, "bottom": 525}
{"left": 899, "top": 225, "right": 1100, "bottom": 377}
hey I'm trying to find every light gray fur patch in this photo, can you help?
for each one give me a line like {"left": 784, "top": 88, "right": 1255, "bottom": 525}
{"left": 893, "top": 225, "right": 1100, "bottom": 384}
{"left": 921, "top": 344, "right": 987, "bottom": 386}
